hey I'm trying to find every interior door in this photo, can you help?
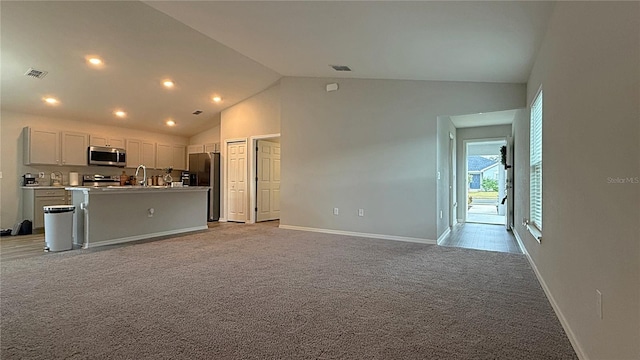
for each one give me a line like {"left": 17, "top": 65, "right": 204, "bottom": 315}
{"left": 506, "top": 136, "right": 514, "bottom": 230}
{"left": 227, "top": 141, "right": 247, "bottom": 222}
{"left": 256, "top": 140, "right": 281, "bottom": 222}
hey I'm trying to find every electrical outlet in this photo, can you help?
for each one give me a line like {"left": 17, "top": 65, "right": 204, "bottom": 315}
{"left": 333, "top": 208, "right": 339, "bottom": 215}
{"left": 148, "top": 208, "right": 155, "bottom": 218}
{"left": 596, "top": 289, "right": 602, "bottom": 319}
{"left": 358, "top": 209, "right": 364, "bottom": 217}
{"left": 440, "top": 210, "right": 443, "bottom": 219}
{"left": 39, "top": 172, "right": 45, "bottom": 178}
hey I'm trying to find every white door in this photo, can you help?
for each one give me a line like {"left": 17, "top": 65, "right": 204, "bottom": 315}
{"left": 506, "top": 136, "right": 514, "bottom": 230}
{"left": 256, "top": 140, "right": 281, "bottom": 222}
{"left": 227, "top": 141, "right": 247, "bottom": 222}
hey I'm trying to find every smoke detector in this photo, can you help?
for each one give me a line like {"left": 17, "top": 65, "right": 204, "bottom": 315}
{"left": 24, "top": 68, "right": 48, "bottom": 79}
{"left": 330, "top": 65, "right": 351, "bottom": 72}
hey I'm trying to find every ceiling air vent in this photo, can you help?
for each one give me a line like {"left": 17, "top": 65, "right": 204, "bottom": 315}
{"left": 330, "top": 65, "right": 351, "bottom": 72}
{"left": 192, "top": 110, "right": 203, "bottom": 115}
{"left": 24, "top": 68, "right": 48, "bottom": 79}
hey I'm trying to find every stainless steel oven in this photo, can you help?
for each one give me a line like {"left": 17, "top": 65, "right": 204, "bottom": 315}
{"left": 88, "top": 146, "right": 126, "bottom": 167}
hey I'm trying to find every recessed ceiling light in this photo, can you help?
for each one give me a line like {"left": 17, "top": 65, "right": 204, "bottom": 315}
{"left": 114, "top": 110, "right": 126, "bottom": 118}
{"left": 166, "top": 120, "right": 176, "bottom": 126}
{"left": 163, "top": 80, "right": 174, "bottom": 88}
{"left": 43, "top": 97, "right": 59, "bottom": 105}
{"left": 85, "top": 56, "right": 104, "bottom": 67}
{"left": 212, "top": 96, "right": 222, "bottom": 103}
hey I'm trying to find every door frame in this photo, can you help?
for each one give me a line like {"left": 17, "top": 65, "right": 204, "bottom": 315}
{"left": 248, "top": 133, "right": 281, "bottom": 224}
{"left": 448, "top": 132, "right": 456, "bottom": 228}
{"left": 221, "top": 137, "right": 248, "bottom": 223}
{"left": 463, "top": 137, "right": 507, "bottom": 223}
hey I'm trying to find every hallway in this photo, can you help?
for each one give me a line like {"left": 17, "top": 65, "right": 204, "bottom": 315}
{"left": 439, "top": 223, "right": 521, "bottom": 254}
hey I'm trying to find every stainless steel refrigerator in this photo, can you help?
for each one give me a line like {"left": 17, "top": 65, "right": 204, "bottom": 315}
{"left": 188, "top": 152, "right": 220, "bottom": 221}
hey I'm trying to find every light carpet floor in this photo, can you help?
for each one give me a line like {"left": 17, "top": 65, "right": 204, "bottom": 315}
{"left": 1, "top": 223, "right": 577, "bottom": 359}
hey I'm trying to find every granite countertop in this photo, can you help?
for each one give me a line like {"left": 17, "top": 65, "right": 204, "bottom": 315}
{"left": 65, "top": 186, "right": 210, "bottom": 193}
{"left": 22, "top": 185, "right": 68, "bottom": 189}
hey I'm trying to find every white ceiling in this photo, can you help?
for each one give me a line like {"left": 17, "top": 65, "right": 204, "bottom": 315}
{"left": 1, "top": 1, "right": 554, "bottom": 137}
{"left": 146, "top": 1, "right": 554, "bottom": 83}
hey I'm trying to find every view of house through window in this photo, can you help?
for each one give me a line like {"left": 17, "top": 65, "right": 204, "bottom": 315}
{"left": 466, "top": 140, "right": 507, "bottom": 225}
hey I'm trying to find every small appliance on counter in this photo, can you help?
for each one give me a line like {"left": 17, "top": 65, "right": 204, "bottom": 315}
{"left": 69, "top": 172, "right": 79, "bottom": 186}
{"left": 82, "top": 174, "right": 120, "bottom": 187}
{"left": 22, "top": 173, "right": 37, "bottom": 186}
{"left": 181, "top": 171, "right": 189, "bottom": 186}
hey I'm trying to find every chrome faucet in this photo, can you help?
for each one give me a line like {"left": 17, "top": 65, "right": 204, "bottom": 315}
{"left": 135, "top": 165, "right": 147, "bottom": 186}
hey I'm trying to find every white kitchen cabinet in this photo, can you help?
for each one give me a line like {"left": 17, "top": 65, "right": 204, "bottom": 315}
{"left": 172, "top": 144, "right": 187, "bottom": 170}
{"left": 126, "top": 139, "right": 156, "bottom": 168}
{"left": 156, "top": 143, "right": 186, "bottom": 170}
{"left": 61, "top": 131, "right": 89, "bottom": 166}
{"left": 125, "top": 139, "right": 141, "bottom": 168}
{"left": 23, "top": 127, "right": 88, "bottom": 166}
{"left": 90, "top": 135, "right": 124, "bottom": 148}
{"left": 23, "top": 127, "right": 59, "bottom": 165}
{"left": 156, "top": 143, "right": 172, "bottom": 169}
{"left": 204, "top": 143, "right": 220, "bottom": 153}
{"left": 188, "top": 144, "right": 204, "bottom": 154}
{"left": 23, "top": 188, "right": 69, "bottom": 230}
{"left": 142, "top": 141, "right": 156, "bottom": 169}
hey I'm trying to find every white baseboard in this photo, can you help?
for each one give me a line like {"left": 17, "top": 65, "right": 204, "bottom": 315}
{"left": 437, "top": 227, "right": 451, "bottom": 245}
{"left": 513, "top": 230, "right": 588, "bottom": 360}
{"left": 278, "top": 225, "right": 436, "bottom": 245}
{"left": 84, "top": 226, "right": 208, "bottom": 249}
{"left": 218, "top": 218, "right": 227, "bottom": 222}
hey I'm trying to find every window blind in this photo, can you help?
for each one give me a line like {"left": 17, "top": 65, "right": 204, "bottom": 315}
{"left": 530, "top": 90, "right": 543, "bottom": 230}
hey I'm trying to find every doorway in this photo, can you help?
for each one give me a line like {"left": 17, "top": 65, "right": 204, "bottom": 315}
{"left": 255, "top": 138, "right": 281, "bottom": 222}
{"left": 465, "top": 139, "right": 507, "bottom": 225}
{"left": 248, "top": 134, "right": 281, "bottom": 224}
{"left": 226, "top": 140, "right": 248, "bottom": 223}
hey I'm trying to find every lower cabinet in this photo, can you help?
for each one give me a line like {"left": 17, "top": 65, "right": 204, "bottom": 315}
{"left": 23, "top": 188, "right": 69, "bottom": 230}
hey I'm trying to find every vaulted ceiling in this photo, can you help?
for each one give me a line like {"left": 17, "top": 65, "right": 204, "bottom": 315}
{"left": 1, "top": 1, "right": 554, "bottom": 137}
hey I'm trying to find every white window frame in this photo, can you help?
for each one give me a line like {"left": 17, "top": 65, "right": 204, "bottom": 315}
{"left": 528, "top": 88, "right": 543, "bottom": 242}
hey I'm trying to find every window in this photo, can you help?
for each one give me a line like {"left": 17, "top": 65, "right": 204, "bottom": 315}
{"left": 530, "top": 89, "right": 543, "bottom": 232}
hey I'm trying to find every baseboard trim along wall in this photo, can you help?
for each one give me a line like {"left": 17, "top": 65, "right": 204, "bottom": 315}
{"left": 279, "top": 225, "right": 437, "bottom": 245}
{"left": 83, "top": 226, "right": 208, "bottom": 249}
{"left": 437, "top": 227, "right": 451, "bottom": 245}
{"left": 513, "top": 230, "right": 588, "bottom": 360}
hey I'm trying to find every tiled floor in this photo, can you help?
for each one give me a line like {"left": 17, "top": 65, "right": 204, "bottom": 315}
{"left": 439, "top": 223, "right": 521, "bottom": 254}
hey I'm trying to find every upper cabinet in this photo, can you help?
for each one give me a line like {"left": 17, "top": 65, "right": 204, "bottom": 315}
{"left": 90, "top": 135, "right": 124, "bottom": 148}
{"left": 23, "top": 127, "right": 88, "bottom": 166}
{"left": 156, "top": 143, "right": 186, "bottom": 170}
{"left": 23, "top": 127, "right": 59, "bottom": 165}
{"left": 61, "top": 131, "right": 90, "bottom": 166}
{"left": 126, "top": 139, "right": 156, "bottom": 169}
{"left": 187, "top": 144, "right": 204, "bottom": 154}
{"left": 204, "top": 143, "right": 220, "bottom": 153}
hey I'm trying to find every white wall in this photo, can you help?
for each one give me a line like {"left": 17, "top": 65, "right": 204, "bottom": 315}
{"left": 189, "top": 113, "right": 221, "bottom": 146}
{"left": 221, "top": 82, "right": 281, "bottom": 141}
{"left": 513, "top": 3, "right": 639, "bottom": 359}
{"left": 455, "top": 125, "right": 513, "bottom": 221}
{"left": 0, "top": 110, "right": 189, "bottom": 228}
{"left": 436, "top": 116, "right": 456, "bottom": 238}
{"left": 280, "top": 77, "right": 525, "bottom": 241}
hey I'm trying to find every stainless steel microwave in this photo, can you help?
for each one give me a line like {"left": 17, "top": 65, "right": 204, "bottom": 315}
{"left": 88, "top": 146, "right": 126, "bottom": 167}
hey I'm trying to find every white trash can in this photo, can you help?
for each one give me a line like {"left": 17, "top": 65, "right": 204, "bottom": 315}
{"left": 43, "top": 205, "right": 75, "bottom": 252}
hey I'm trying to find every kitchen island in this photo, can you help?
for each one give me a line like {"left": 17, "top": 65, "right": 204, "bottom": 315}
{"left": 66, "top": 186, "right": 210, "bottom": 249}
